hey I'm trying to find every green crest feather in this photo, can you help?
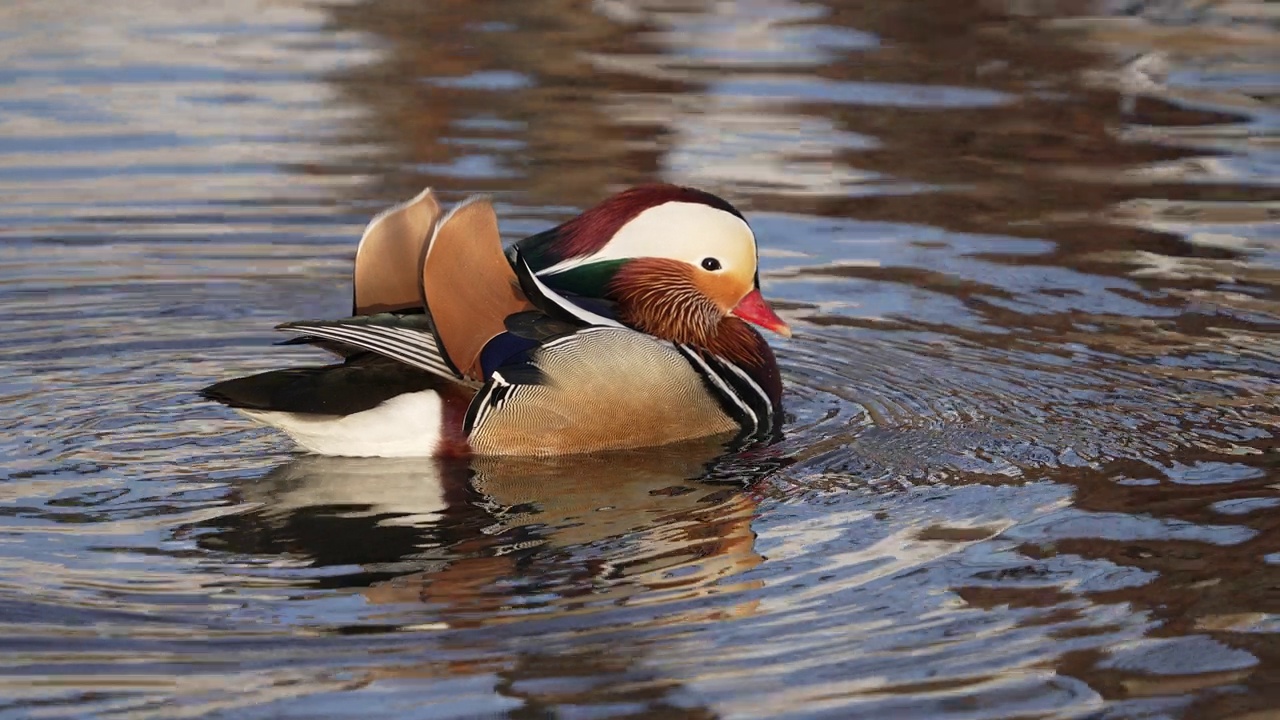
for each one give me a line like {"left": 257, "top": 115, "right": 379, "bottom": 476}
{"left": 542, "top": 260, "right": 627, "bottom": 297}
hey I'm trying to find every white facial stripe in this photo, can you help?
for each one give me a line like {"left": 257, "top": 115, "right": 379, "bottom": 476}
{"left": 523, "top": 260, "right": 625, "bottom": 328}
{"left": 539, "top": 201, "right": 757, "bottom": 278}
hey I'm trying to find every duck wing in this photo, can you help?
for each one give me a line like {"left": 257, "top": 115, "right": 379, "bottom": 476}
{"left": 200, "top": 353, "right": 455, "bottom": 416}
{"left": 419, "top": 196, "right": 536, "bottom": 381}
{"left": 276, "top": 313, "right": 468, "bottom": 385}
{"left": 353, "top": 188, "right": 442, "bottom": 315}
{"left": 281, "top": 195, "right": 535, "bottom": 385}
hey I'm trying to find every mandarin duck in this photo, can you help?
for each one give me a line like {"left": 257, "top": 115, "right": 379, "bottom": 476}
{"left": 202, "top": 184, "right": 791, "bottom": 457}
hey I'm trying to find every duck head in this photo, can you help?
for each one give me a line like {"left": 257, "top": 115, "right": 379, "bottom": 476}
{"left": 513, "top": 185, "right": 790, "bottom": 346}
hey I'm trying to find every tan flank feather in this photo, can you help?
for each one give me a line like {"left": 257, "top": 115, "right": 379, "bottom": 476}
{"left": 420, "top": 198, "right": 535, "bottom": 381}
{"left": 468, "top": 328, "right": 741, "bottom": 455}
{"left": 353, "top": 189, "right": 442, "bottom": 315}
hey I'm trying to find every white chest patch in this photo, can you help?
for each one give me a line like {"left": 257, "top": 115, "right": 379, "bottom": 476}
{"left": 237, "top": 390, "right": 444, "bottom": 458}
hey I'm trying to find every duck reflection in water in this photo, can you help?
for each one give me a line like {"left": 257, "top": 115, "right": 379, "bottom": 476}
{"left": 194, "top": 442, "right": 784, "bottom": 710}
{"left": 200, "top": 439, "right": 787, "bottom": 625}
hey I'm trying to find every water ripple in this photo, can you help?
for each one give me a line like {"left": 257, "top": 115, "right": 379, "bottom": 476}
{"left": 0, "top": 0, "right": 1278, "bottom": 718}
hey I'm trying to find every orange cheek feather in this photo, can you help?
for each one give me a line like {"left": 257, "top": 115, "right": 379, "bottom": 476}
{"left": 695, "top": 270, "right": 753, "bottom": 313}
{"left": 611, "top": 259, "right": 709, "bottom": 343}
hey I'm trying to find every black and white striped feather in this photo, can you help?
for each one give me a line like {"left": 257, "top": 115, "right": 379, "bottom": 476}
{"left": 702, "top": 348, "right": 774, "bottom": 433}
{"left": 511, "top": 250, "right": 624, "bottom": 329}
{"left": 675, "top": 343, "right": 773, "bottom": 440}
{"left": 276, "top": 314, "right": 467, "bottom": 384}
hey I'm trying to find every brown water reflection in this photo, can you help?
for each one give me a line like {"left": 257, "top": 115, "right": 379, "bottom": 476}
{"left": 194, "top": 446, "right": 770, "bottom": 717}
{"left": 0, "top": 0, "right": 1277, "bottom": 717}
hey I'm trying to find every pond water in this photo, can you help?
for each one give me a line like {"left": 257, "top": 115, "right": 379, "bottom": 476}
{"left": 1, "top": 0, "right": 1277, "bottom": 717}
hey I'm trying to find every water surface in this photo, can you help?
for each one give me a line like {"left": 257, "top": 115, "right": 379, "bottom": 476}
{"left": 1, "top": 0, "right": 1278, "bottom": 717}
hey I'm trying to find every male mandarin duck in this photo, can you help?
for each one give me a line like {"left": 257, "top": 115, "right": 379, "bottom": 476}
{"left": 202, "top": 184, "right": 791, "bottom": 457}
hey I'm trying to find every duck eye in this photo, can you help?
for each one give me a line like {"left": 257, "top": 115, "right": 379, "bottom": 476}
{"left": 701, "top": 257, "right": 722, "bottom": 272}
